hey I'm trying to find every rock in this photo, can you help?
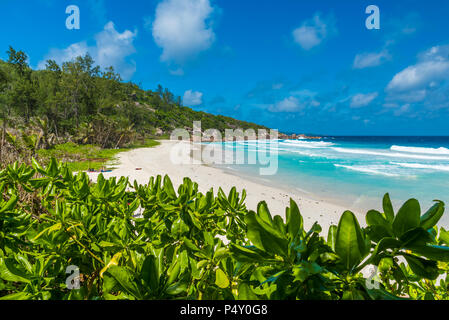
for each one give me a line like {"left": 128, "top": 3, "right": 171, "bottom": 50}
{"left": 155, "top": 128, "right": 164, "bottom": 136}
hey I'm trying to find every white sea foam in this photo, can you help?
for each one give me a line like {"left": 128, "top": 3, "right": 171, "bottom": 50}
{"left": 391, "top": 162, "right": 449, "bottom": 172}
{"left": 332, "top": 147, "right": 449, "bottom": 161}
{"left": 391, "top": 145, "right": 449, "bottom": 155}
{"left": 279, "top": 140, "right": 335, "bottom": 148}
{"left": 290, "top": 150, "right": 322, "bottom": 157}
{"left": 334, "top": 164, "right": 401, "bottom": 177}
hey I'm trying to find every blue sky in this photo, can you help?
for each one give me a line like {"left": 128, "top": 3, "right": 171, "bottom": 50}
{"left": 2, "top": 0, "right": 449, "bottom": 135}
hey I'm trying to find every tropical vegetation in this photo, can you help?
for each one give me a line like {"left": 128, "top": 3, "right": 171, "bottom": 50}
{"left": 0, "top": 158, "right": 448, "bottom": 300}
{"left": 0, "top": 47, "right": 268, "bottom": 168}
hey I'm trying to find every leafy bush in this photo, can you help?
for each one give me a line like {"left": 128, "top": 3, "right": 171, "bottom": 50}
{"left": 0, "top": 159, "right": 448, "bottom": 300}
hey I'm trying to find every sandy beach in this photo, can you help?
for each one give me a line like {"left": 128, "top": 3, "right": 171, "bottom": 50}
{"left": 86, "top": 140, "right": 367, "bottom": 233}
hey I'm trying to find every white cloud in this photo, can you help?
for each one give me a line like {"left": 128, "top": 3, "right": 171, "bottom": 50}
{"left": 350, "top": 92, "right": 378, "bottom": 108}
{"left": 353, "top": 50, "right": 391, "bottom": 69}
{"left": 310, "top": 100, "right": 320, "bottom": 107}
{"left": 272, "top": 83, "right": 284, "bottom": 90}
{"left": 38, "top": 42, "right": 89, "bottom": 69}
{"left": 394, "top": 104, "right": 410, "bottom": 116}
{"left": 269, "top": 96, "right": 303, "bottom": 113}
{"left": 387, "top": 45, "right": 449, "bottom": 92}
{"left": 152, "top": 0, "right": 216, "bottom": 64}
{"left": 183, "top": 90, "right": 203, "bottom": 106}
{"left": 292, "top": 13, "right": 336, "bottom": 50}
{"left": 387, "top": 89, "right": 427, "bottom": 103}
{"left": 169, "top": 68, "right": 185, "bottom": 76}
{"left": 266, "top": 90, "right": 320, "bottom": 112}
{"left": 387, "top": 61, "right": 449, "bottom": 92}
{"left": 38, "top": 22, "right": 137, "bottom": 80}
{"left": 95, "top": 22, "right": 137, "bottom": 79}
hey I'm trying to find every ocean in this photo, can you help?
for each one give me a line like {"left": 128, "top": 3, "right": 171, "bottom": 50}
{"left": 212, "top": 136, "right": 449, "bottom": 223}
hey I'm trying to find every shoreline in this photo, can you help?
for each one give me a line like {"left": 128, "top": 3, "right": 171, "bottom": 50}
{"left": 86, "top": 140, "right": 366, "bottom": 233}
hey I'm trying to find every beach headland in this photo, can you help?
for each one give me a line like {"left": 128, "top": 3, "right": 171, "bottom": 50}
{"left": 86, "top": 140, "right": 365, "bottom": 234}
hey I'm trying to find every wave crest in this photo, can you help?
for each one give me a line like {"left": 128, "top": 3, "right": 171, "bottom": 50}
{"left": 332, "top": 147, "right": 449, "bottom": 161}
{"left": 334, "top": 164, "right": 401, "bottom": 177}
{"left": 391, "top": 162, "right": 449, "bottom": 172}
{"left": 391, "top": 145, "right": 449, "bottom": 155}
{"left": 279, "top": 140, "right": 335, "bottom": 148}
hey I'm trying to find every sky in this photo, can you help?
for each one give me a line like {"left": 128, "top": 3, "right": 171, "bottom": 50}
{"left": 1, "top": 0, "right": 449, "bottom": 135}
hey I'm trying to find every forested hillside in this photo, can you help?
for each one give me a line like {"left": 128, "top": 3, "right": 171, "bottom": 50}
{"left": 0, "top": 47, "right": 268, "bottom": 156}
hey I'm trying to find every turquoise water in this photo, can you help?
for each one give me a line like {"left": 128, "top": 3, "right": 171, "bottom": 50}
{"left": 211, "top": 137, "right": 449, "bottom": 226}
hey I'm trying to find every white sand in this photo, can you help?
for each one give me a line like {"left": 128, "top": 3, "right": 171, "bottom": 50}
{"left": 87, "top": 140, "right": 366, "bottom": 233}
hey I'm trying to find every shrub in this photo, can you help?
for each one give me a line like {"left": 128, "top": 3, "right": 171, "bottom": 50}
{"left": 0, "top": 159, "right": 448, "bottom": 300}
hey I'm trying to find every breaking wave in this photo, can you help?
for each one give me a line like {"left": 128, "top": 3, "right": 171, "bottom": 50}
{"left": 391, "top": 145, "right": 449, "bottom": 155}
{"left": 334, "top": 164, "right": 402, "bottom": 177}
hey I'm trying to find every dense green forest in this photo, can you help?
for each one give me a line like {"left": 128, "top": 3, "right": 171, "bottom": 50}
{"left": 0, "top": 47, "right": 268, "bottom": 166}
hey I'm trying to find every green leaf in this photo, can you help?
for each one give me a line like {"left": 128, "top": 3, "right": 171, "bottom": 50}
{"left": 165, "top": 281, "right": 188, "bottom": 296}
{"left": 163, "top": 175, "right": 177, "bottom": 199}
{"left": 420, "top": 201, "right": 444, "bottom": 230}
{"left": 365, "top": 286, "right": 407, "bottom": 300}
{"left": 31, "top": 157, "right": 44, "bottom": 173}
{"left": 245, "top": 212, "right": 288, "bottom": 257}
{"left": 141, "top": 255, "right": 159, "bottom": 293}
{"left": 408, "top": 244, "right": 449, "bottom": 262}
{"left": 106, "top": 266, "right": 142, "bottom": 299}
{"left": 46, "top": 158, "right": 59, "bottom": 177}
{"left": 378, "top": 257, "right": 394, "bottom": 273}
{"left": 292, "top": 262, "right": 322, "bottom": 282}
{"left": 335, "top": 211, "right": 365, "bottom": 271}
{"left": 439, "top": 227, "right": 449, "bottom": 245}
{"left": 424, "top": 292, "right": 434, "bottom": 300}
{"left": 257, "top": 201, "right": 272, "bottom": 225}
{"left": 392, "top": 199, "right": 420, "bottom": 237}
{"left": 183, "top": 238, "right": 200, "bottom": 252}
{"left": 273, "top": 215, "right": 286, "bottom": 234}
{"left": 166, "top": 259, "right": 181, "bottom": 285}
{"left": 400, "top": 227, "right": 433, "bottom": 248}
{"left": 213, "top": 247, "right": 228, "bottom": 261}
{"left": 375, "top": 237, "right": 402, "bottom": 253}
{"left": 0, "top": 258, "right": 31, "bottom": 283}
{"left": 171, "top": 218, "right": 189, "bottom": 236}
{"left": 366, "top": 209, "right": 393, "bottom": 241}
{"left": 100, "top": 252, "right": 122, "bottom": 278}
{"left": 286, "top": 198, "right": 303, "bottom": 239}
{"left": 403, "top": 254, "right": 439, "bottom": 280}
{"left": 0, "top": 292, "right": 33, "bottom": 300}
{"left": 366, "top": 210, "right": 387, "bottom": 227}
{"left": 366, "top": 210, "right": 391, "bottom": 232}
{"left": 229, "top": 244, "right": 267, "bottom": 262}
{"left": 215, "top": 268, "right": 230, "bottom": 288}
{"left": 367, "top": 225, "right": 392, "bottom": 243}
{"left": 327, "top": 225, "right": 337, "bottom": 251}
{"left": 382, "top": 193, "right": 395, "bottom": 222}
{"left": 0, "top": 194, "right": 18, "bottom": 214}
{"left": 237, "top": 283, "right": 259, "bottom": 300}
{"left": 342, "top": 288, "right": 366, "bottom": 300}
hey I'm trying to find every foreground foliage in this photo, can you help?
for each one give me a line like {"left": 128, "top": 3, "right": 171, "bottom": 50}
{"left": 0, "top": 159, "right": 448, "bottom": 300}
